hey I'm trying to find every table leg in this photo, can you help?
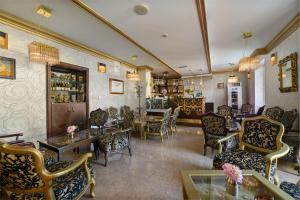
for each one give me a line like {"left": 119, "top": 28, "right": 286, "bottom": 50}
{"left": 140, "top": 124, "right": 145, "bottom": 140}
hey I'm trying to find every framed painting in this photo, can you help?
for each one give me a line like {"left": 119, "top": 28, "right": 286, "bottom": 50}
{"left": 217, "top": 83, "right": 224, "bottom": 89}
{"left": 0, "top": 56, "right": 16, "bottom": 79}
{"left": 109, "top": 78, "right": 124, "bottom": 94}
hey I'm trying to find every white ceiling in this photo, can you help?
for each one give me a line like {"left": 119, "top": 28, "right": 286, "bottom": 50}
{"left": 0, "top": 0, "right": 299, "bottom": 76}
{"left": 82, "top": 0, "right": 208, "bottom": 76}
{"left": 0, "top": 0, "right": 180, "bottom": 77}
{"left": 205, "top": 0, "right": 299, "bottom": 70}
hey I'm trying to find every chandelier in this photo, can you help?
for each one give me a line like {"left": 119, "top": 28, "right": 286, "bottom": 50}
{"left": 28, "top": 41, "right": 59, "bottom": 66}
{"left": 238, "top": 32, "right": 261, "bottom": 73}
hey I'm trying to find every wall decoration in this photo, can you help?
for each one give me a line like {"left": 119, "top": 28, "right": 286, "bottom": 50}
{"left": 278, "top": 52, "right": 298, "bottom": 93}
{"left": 28, "top": 41, "right": 59, "bottom": 66}
{"left": 270, "top": 52, "right": 277, "bottom": 65}
{"left": 98, "top": 63, "right": 106, "bottom": 73}
{"left": 0, "top": 31, "right": 8, "bottom": 49}
{"left": 109, "top": 78, "right": 124, "bottom": 94}
{"left": 217, "top": 83, "right": 224, "bottom": 89}
{"left": 0, "top": 56, "right": 16, "bottom": 79}
{"left": 112, "top": 61, "right": 121, "bottom": 77}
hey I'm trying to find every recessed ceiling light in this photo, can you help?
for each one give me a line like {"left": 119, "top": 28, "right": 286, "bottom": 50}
{"left": 36, "top": 5, "right": 52, "bottom": 18}
{"left": 134, "top": 4, "right": 150, "bottom": 15}
{"left": 131, "top": 55, "right": 138, "bottom": 60}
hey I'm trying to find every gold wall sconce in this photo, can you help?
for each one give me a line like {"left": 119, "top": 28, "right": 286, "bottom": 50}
{"left": 98, "top": 63, "right": 106, "bottom": 73}
{"left": 0, "top": 31, "right": 8, "bottom": 49}
{"left": 270, "top": 52, "right": 277, "bottom": 65}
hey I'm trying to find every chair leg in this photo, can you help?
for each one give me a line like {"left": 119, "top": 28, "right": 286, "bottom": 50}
{"left": 104, "top": 152, "right": 108, "bottom": 167}
{"left": 128, "top": 146, "right": 132, "bottom": 156}
{"left": 274, "top": 174, "right": 280, "bottom": 186}
{"left": 90, "top": 177, "right": 96, "bottom": 198}
{"left": 160, "top": 135, "right": 164, "bottom": 143}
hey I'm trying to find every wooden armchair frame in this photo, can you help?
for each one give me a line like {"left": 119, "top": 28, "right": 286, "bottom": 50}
{"left": 0, "top": 142, "right": 95, "bottom": 199}
{"left": 217, "top": 115, "right": 289, "bottom": 184}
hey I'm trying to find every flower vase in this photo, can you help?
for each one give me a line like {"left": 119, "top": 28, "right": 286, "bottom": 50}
{"left": 226, "top": 178, "right": 238, "bottom": 196}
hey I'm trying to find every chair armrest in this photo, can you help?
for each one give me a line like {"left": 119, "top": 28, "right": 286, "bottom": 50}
{"left": 217, "top": 132, "right": 240, "bottom": 153}
{"left": 48, "top": 153, "right": 93, "bottom": 179}
{"left": 265, "top": 143, "right": 290, "bottom": 163}
{"left": 0, "top": 133, "right": 23, "bottom": 140}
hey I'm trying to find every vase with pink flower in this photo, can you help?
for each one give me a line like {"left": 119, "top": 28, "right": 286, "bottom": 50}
{"left": 67, "top": 125, "right": 77, "bottom": 138}
{"left": 222, "top": 163, "right": 243, "bottom": 196}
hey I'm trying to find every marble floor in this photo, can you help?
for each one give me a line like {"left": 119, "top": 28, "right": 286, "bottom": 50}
{"left": 69, "top": 126, "right": 299, "bottom": 200}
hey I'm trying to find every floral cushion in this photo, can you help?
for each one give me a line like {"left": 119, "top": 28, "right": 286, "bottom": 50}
{"left": 112, "top": 133, "right": 129, "bottom": 150}
{"left": 213, "top": 149, "right": 276, "bottom": 178}
{"left": 265, "top": 107, "right": 284, "bottom": 122}
{"left": 242, "top": 119, "right": 281, "bottom": 150}
{"left": 46, "top": 160, "right": 94, "bottom": 200}
{"left": 200, "top": 114, "right": 227, "bottom": 136}
{"left": 280, "top": 182, "right": 300, "bottom": 200}
{"left": 97, "top": 134, "right": 114, "bottom": 152}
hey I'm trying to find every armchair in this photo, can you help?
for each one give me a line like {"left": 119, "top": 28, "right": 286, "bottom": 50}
{"left": 280, "top": 180, "right": 300, "bottom": 200}
{"left": 200, "top": 113, "right": 237, "bottom": 156}
{"left": 213, "top": 116, "right": 289, "bottom": 185}
{"left": 89, "top": 108, "right": 109, "bottom": 129}
{"left": 107, "top": 106, "right": 123, "bottom": 128}
{"left": 0, "top": 142, "right": 95, "bottom": 199}
{"left": 217, "top": 105, "right": 233, "bottom": 118}
{"left": 145, "top": 108, "right": 172, "bottom": 142}
{"left": 120, "top": 105, "right": 131, "bottom": 118}
{"left": 265, "top": 106, "right": 284, "bottom": 121}
{"left": 169, "top": 106, "right": 180, "bottom": 135}
{"left": 240, "top": 103, "right": 253, "bottom": 115}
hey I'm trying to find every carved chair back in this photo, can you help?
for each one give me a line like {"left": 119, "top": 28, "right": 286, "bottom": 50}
{"left": 89, "top": 108, "right": 108, "bottom": 128}
{"left": 241, "top": 103, "right": 253, "bottom": 114}
{"left": 122, "top": 110, "right": 135, "bottom": 129}
{"left": 265, "top": 106, "right": 284, "bottom": 122}
{"left": 161, "top": 108, "right": 172, "bottom": 134}
{"left": 170, "top": 106, "right": 181, "bottom": 128}
{"left": 217, "top": 105, "right": 232, "bottom": 118}
{"left": 200, "top": 113, "right": 227, "bottom": 137}
{"left": 280, "top": 109, "right": 298, "bottom": 133}
{"left": 120, "top": 105, "right": 131, "bottom": 117}
{"left": 107, "top": 106, "right": 119, "bottom": 120}
{"left": 0, "top": 142, "right": 54, "bottom": 199}
{"left": 239, "top": 116, "right": 284, "bottom": 154}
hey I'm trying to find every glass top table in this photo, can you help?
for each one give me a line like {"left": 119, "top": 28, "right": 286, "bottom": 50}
{"left": 38, "top": 128, "right": 119, "bottom": 161}
{"left": 181, "top": 170, "right": 293, "bottom": 200}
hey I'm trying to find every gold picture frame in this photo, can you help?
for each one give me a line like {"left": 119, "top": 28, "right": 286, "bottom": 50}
{"left": 109, "top": 78, "right": 124, "bottom": 94}
{"left": 278, "top": 52, "right": 298, "bottom": 93}
{"left": 0, "top": 31, "right": 8, "bottom": 49}
{"left": 0, "top": 56, "right": 16, "bottom": 79}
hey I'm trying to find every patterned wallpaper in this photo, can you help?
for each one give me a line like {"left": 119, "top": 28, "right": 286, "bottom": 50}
{"left": 0, "top": 23, "right": 141, "bottom": 142}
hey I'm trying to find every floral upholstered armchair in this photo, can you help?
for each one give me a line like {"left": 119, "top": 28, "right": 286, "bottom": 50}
{"left": 169, "top": 106, "right": 180, "bottom": 135}
{"left": 120, "top": 105, "right": 131, "bottom": 118}
{"left": 217, "top": 105, "right": 233, "bottom": 118}
{"left": 107, "top": 106, "right": 123, "bottom": 127}
{"left": 280, "top": 180, "right": 300, "bottom": 200}
{"left": 265, "top": 106, "right": 284, "bottom": 122}
{"left": 240, "top": 103, "right": 253, "bottom": 115}
{"left": 145, "top": 108, "right": 172, "bottom": 142}
{"left": 213, "top": 116, "right": 289, "bottom": 185}
{"left": 90, "top": 108, "right": 132, "bottom": 166}
{"left": 200, "top": 113, "right": 237, "bottom": 156}
{"left": 0, "top": 142, "right": 95, "bottom": 200}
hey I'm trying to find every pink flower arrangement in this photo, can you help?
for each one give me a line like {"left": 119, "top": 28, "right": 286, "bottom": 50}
{"left": 67, "top": 125, "right": 77, "bottom": 134}
{"left": 222, "top": 163, "right": 243, "bottom": 184}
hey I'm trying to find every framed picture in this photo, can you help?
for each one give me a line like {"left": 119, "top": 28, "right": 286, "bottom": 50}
{"left": 0, "top": 56, "right": 16, "bottom": 79}
{"left": 109, "top": 78, "right": 124, "bottom": 94}
{"left": 0, "top": 31, "right": 8, "bottom": 49}
{"left": 217, "top": 83, "right": 224, "bottom": 89}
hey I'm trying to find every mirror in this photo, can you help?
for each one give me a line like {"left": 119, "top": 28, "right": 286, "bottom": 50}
{"left": 278, "top": 52, "right": 298, "bottom": 93}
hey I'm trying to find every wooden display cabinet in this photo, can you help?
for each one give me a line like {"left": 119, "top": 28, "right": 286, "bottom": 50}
{"left": 47, "top": 62, "right": 89, "bottom": 137}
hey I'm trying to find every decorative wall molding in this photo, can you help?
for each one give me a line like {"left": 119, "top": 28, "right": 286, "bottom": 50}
{"left": 251, "top": 12, "right": 300, "bottom": 56}
{"left": 0, "top": 11, "right": 137, "bottom": 70}
{"left": 211, "top": 67, "right": 239, "bottom": 75}
{"left": 72, "top": 0, "right": 181, "bottom": 77}
{"left": 195, "top": 0, "right": 212, "bottom": 73}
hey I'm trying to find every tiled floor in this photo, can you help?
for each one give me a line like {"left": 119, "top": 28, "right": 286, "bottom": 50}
{"left": 63, "top": 126, "right": 298, "bottom": 199}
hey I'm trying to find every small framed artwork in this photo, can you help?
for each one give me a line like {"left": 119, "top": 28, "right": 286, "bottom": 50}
{"left": 98, "top": 63, "right": 106, "bottom": 73}
{"left": 0, "top": 56, "right": 16, "bottom": 79}
{"left": 0, "top": 31, "right": 8, "bottom": 49}
{"left": 217, "top": 83, "right": 224, "bottom": 89}
{"left": 109, "top": 78, "right": 124, "bottom": 94}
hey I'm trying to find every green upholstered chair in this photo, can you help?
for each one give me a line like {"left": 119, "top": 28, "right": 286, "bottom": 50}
{"left": 213, "top": 116, "right": 289, "bottom": 185}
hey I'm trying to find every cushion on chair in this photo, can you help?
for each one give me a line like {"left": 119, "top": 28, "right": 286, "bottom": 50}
{"left": 112, "top": 133, "right": 129, "bottom": 150}
{"left": 280, "top": 181, "right": 300, "bottom": 200}
{"left": 213, "top": 149, "right": 276, "bottom": 178}
{"left": 46, "top": 160, "right": 94, "bottom": 200}
{"left": 97, "top": 134, "right": 114, "bottom": 152}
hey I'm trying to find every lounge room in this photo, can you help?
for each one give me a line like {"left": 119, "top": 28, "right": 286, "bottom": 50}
{"left": 0, "top": 0, "right": 300, "bottom": 199}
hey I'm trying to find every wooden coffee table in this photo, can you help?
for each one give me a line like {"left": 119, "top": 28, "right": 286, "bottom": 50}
{"left": 38, "top": 129, "right": 99, "bottom": 161}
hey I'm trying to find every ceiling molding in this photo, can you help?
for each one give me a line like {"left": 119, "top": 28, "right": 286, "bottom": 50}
{"left": 211, "top": 66, "right": 239, "bottom": 75}
{"left": 0, "top": 11, "right": 138, "bottom": 70}
{"left": 250, "top": 12, "right": 300, "bottom": 56}
{"left": 195, "top": 0, "right": 212, "bottom": 73}
{"left": 72, "top": 0, "right": 181, "bottom": 77}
